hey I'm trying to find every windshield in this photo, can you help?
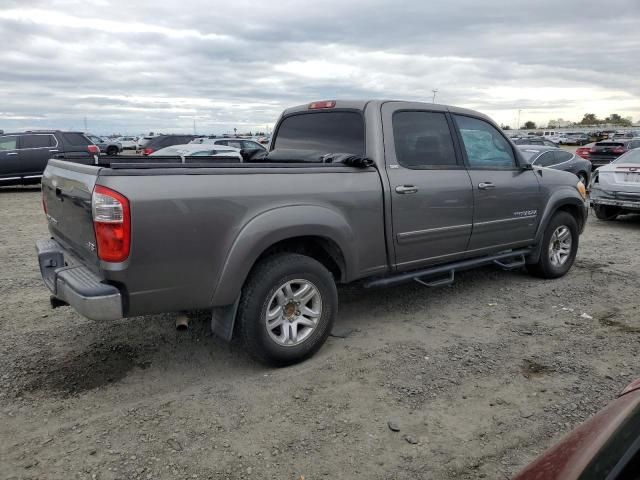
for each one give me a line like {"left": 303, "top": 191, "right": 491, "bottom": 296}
{"left": 615, "top": 149, "right": 640, "bottom": 164}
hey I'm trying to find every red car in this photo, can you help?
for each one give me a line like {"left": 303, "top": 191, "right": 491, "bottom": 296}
{"left": 514, "top": 379, "right": 640, "bottom": 479}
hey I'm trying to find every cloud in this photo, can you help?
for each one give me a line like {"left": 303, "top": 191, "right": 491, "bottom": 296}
{"left": 0, "top": 0, "right": 638, "bottom": 133}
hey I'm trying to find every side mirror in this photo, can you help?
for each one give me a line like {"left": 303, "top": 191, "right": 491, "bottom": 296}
{"left": 520, "top": 162, "right": 534, "bottom": 170}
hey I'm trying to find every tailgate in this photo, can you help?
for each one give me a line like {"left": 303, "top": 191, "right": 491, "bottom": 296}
{"left": 42, "top": 159, "right": 101, "bottom": 266}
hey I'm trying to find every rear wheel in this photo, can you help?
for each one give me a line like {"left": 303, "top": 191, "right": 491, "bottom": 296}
{"left": 236, "top": 253, "right": 337, "bottom": 366}
{"left": 527, "top": 211, "right": 578, "bottom": 279}
{"left": 593, "top": 204, "right": 620, "bottom": 221}
{"left": 106, "top": 146, "right": 118, "bottom": 156}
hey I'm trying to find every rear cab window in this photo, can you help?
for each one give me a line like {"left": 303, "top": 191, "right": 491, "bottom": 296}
{"left": 273, "top": 111, "right": 365, "bottom": 155}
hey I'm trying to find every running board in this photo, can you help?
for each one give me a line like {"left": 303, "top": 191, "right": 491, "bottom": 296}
{"left": 364, "top": 249, "right": 531, "bottom": 289}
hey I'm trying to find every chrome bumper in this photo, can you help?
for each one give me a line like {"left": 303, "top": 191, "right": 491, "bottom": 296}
{"left": 36, "top": 239, "right": 123, "bottom": 320}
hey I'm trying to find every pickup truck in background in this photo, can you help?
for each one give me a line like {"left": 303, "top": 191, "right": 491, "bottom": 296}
{"left": 36, "top": 100, "right": 588, "bottom": 365}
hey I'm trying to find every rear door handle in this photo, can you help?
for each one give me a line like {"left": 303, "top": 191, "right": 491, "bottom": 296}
{"left": 49, "top": 149, "right": 59, "bottom": 153}
{"left": 7, "top": 152, "right": 17, "bottom": 156}
{"left": 478, "top": 182, "right": 495, "bottom": 190}
{"left": 395, "top": 185, "right": 418, "bottom": 194}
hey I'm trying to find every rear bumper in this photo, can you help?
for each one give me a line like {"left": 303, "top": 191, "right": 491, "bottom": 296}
{"left": 36, "top": 238, "right": 123, "bottom": 320}
{"left": 591, "top": 189, "right": 640, "bottom": 210}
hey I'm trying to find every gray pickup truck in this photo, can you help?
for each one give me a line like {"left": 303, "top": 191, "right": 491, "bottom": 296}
{"left": 37, "top": 100, "right": 588, "bottom": 365}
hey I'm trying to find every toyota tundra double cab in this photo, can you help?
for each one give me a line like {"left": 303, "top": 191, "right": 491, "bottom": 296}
{"left": 36, "top": 100, "right": 588, "bottom": 365}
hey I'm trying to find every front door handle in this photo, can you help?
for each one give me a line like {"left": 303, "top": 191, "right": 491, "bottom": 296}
{"left": 49, "top": 149, "right": 59, "bottom": 153}
{"left": 478, "top": 182, "right": 496, "bottom": 190}
{"left": 395, "top": 185, "right": 418, "bottom": 194}
{"left": 7, "top": 152, "right": 17, "bottom": 156}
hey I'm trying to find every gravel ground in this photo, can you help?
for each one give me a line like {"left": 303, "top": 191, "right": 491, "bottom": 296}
{"left": 1, "top": 185, "right": 639, "bottom": 480}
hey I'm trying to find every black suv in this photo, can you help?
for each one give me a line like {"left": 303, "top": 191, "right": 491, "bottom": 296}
{"left": 0, "top": 131, "right": 99, "bottom": 185}
{"left": 141, "top": 135, "right": 197, "bottom": 155}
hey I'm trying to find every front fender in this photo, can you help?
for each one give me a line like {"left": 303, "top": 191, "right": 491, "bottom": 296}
{"left": 528, "top": 188, "right": 588, "bottom": 263}
{"left": 211, "top": 205, "right": 356, "bottom": 306}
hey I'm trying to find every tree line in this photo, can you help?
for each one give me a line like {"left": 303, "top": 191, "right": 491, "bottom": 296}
{"left": 505, "top": 113, "right": 634, "bottom": 130}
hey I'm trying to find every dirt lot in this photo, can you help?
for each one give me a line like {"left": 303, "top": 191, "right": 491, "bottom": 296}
{"left": 1, "top": 185, "right": 639, "bottom": 480}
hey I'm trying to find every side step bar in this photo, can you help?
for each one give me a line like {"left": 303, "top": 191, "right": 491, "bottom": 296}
{"left": 364, "top": 249, "right": 531, "bottom": 289}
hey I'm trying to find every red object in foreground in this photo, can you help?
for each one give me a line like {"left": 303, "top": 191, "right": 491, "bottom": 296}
{"left": 91, "top": 185, "right": 131, "bottom": 262}
{"left": 143, "top": 147, "right": 154, "bottom": 156}
{"left": 576, "top": 146, "right": 592, "bottom": 160}
{"left": 513, "top": 379, "right": 640, "bottom": 480}
{"left": 87, "top": 144, "right": 100, "bottom": 155}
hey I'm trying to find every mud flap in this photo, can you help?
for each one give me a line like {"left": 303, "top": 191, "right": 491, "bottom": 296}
{"left": 211, "top": 297, "right": 240, "bottom": 342}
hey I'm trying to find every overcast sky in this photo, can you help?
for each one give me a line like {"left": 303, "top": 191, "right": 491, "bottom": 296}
{"left": 1, "top": 0, "right": 639, "bottom": 134}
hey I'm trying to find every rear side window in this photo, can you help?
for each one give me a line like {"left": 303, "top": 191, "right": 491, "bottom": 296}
{"left": 554, "top": 151, "right": 573, "bottom": 163}
{"left": 20, "top": 134, "right": 55, "bottom": 148}
{"left": 274, "top": 111, "right": 365, "bottom": 155}
{"left": 392, "top": 111, "right": 458, "bottom": 168}
{"left": 0, "top": 136, "right": 17, "bottom": 150}
{"left": 535, "top": 151, "right": 556, "bottom": 167}
{"left": 454, "top": 115, "right": 516, "bottom": 168}
{"left": 63, "top": 133, "right": 91, "bottom": 146}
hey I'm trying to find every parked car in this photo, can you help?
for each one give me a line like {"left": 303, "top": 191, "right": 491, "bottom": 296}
{"left": 561, "top": 133, "right": 590, "bottom": 146}
{"left": 136, "top": 135, "right": 157, "bottom": 150}
{"left": 517, "top": 145, "right": 591, "bottom": 185}
{"left": 588, "top": 139, "right": 640, "bottom": 169}
{"left": 36, "top": 100, "right": 588, "bottom": 365}
{"left": 115, "top": 136, "right": 138, "bottom": 150}
{"left": 512, "top": 137, "right": 558, "bottom": 147}
{"left": 141, "top": 135, "right": 198, "bottom": 155}
{"left": 150, "top": 143, "right": 242, "bottom": 160}
{"left": 576, "top": 142, "right": 596, "bottom": 160}
{"left": 514, "top": 378, "right": 640, "bottom": 480}
{"left": 86, "top": 135, "right": 122, "bottom": 156}
{"left": 590, "top": 148, "right": 640, "bottom": 220}
{"left": 189, "top": 137, "right": 267, "bottom": 157}
{"left": 0, "top": 130, "right": 99, "bottom": 186}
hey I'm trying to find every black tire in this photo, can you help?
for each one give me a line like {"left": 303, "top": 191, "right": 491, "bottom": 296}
{"left": 593, "top": 205, "right": 620, "bottom": 221}
{"left": 527, "top": 211, "right": 579, "bottom": 279}
{"left": 236, "top": 253, "right": 338, "bottom": 366}
{"left": 106, "top": 146, "right": 118, "bottom": 156}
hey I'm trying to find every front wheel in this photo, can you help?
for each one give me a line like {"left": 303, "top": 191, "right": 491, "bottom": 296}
{"left": 527, "top": 211, "right": 579, "bottom": 279}
{"left": 236, "top": 253, "right": 338, "bottom": 366}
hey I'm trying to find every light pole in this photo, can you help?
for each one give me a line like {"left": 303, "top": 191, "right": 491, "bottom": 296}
{"left": 517, "top": 109, "right": 522, "bottom": 130}
{"left": 432, "top": 89, "right": 438, "bottom": 103}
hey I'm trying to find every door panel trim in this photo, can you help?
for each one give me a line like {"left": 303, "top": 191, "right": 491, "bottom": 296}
{"left": 397, "top": 223, "right": 472, "bottom": 245}
{"left": 474, "top": 215, "right": 537, "bottom": 227}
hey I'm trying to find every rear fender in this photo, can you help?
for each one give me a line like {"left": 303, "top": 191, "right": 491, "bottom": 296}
{"left": 211, "top": 205, "right": 355, "bottom": 307}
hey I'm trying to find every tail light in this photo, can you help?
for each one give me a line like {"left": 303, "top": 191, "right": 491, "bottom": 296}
{"left": 612, "top": 146, "right": 626, "bottom": 154}
{"left": 92, "top": 185, "right": 130, "bottom": 262}
{"left": 143, "top": 148, "right": 154, "bottom": 156}
{"left": 88, "top": 144, "right": 100, "bottom": 155}
{"left": 576, "top": 147, "right": 590, "bottom": 159}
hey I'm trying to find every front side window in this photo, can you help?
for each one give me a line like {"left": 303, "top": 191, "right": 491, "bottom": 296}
{"left": 454, "top": 115, "right": 516, "bottom": 168}
{"left": 0, "top": 136, "right": 17, "bottom": 150}
{"left": 392, "top": 111, "right": 458, "bottom": 168}
{"left": 274, "top": 111, "right": 365, "bottom": 154}
{"left": 21, "top": 134, "right": 55, "bottom": 148}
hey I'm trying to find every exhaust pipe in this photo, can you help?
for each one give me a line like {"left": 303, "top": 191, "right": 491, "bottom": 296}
{"left": 175, "top": 312, "right": 190, "bottom": 331}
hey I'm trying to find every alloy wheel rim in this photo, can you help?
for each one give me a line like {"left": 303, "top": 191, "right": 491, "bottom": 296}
{"left": 549, "top": 225, "right": 572, "bottom": 267}
{"left": 265, "top": 279, "right": 322, "bottom": 346}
